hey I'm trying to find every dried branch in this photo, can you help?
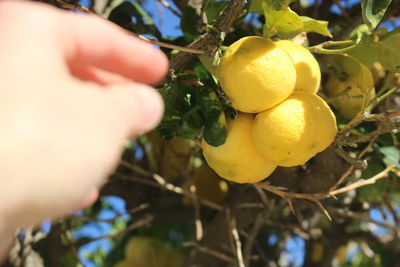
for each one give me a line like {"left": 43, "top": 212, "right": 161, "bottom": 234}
{"left": 339, "top": 121, "right": 399, "bottom": 146}
{"left": 383, "top": 194, "right": 400, "bottom": 226}
{"left": 230, "top": 218, "right": 245, "bottom": 267}
{"left": 314, "top": 200, "right": 332, "bottom": 221}
{"left": 188, "top": 185, "right": 204, "bottom": 241}
{"left": 328, "top": 207, "right": 398, "bottom": 231}
{"left": 75, "top": 215, "right": 154, "bottom": 246}
{"left": 183, "top": 242, "right": 236, "bottom": 263}
{"left": 243, "top": 213, "right": 265, "bottom": 267}
{"left": 119, "top": 160, "right": 223, "bottom": 211}
{"left": 67, "top": 203, "right": 149, "bottom": 223}
{"left": 332, "top": 0, "right": 350, "bottom": 19}
{"left": 157, "top": 0, "right": 182, "bottom": 17}
{"left": 337, "top": 110, "right": 400, "bottom": 138}
{"left": 256, "top": 166, "right": 394, "bottom": 201}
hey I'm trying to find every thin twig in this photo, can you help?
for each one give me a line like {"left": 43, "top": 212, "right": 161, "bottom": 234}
{"left": 76, "top": 215, "right": 154, "bottom": 245}
{"left": 189, "top": 185, "right": 204, "bottom": 241}
{"left": 225, "top": 209, "right": 237, "bottom": 262}
{"left": 157, "top": 0, "right": 181, "bottom": 17}
{"left": 383, "top": 194, "right": 400, "bottom": 225}
{"left": 243, "top": 213, "right": 265, "bottom": 267}
{"left": 287, "top": 199, "right": 296, "bottom": 216}
{"left": 55, "top": 0, "right": 207, "bottom": 54}
{"left": 67, "top": 203, "right": 149, "bottom": 223}
{"left": 256, "top": 166, "right": 394, "bottom": 200}
{"left": 329, "top": 207, "right": 398, "bottom": 231}
{"left": 183, "top": 242, "right": 236, "bottom": 263}
{"left": 230, "top": 217, "right": 245, "bottom": 267}
{"left": 252, "top": 184, "right": 269, "bottom": 206}
{"left": 119, "top": 161, "right": 223, "bottom": 210}
{"left": 338, "top": 111, "right": 400, "bottom": 138}
{"left": 332, "top": 0, "right": 350, "bottom": 19}
{"left": 330, "top": 130, "right": 380, "bottom": 192}
{"left": 330, "top": 165, "right": 393, "bottom": 195}
{"left": 314, "top": 200, "right": 332, "bottom": 221}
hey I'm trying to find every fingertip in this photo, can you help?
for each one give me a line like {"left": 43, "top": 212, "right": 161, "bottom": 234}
{"left": 152, "top": 49, "right": 169, "bottom": 83}
{"left": 104, "top": 83, "right": 164, "bottom": 138}
{"left": 72, "top": 188, "right": 99, "bottom": 212}
{"left": 129, "top": 40, "right": 169, "bottom": 84}
{"left": 131, "top": 84, "right": 164, "bottom": 133}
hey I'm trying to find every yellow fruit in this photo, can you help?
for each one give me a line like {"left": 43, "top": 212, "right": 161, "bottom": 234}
{"left": 311, "top": 242, "right": 324, "bottom": 263}
{"left": 335, "top": 245, "right": 348, "bottom": 264}
{"left": 217, "top": 36, "right": 296, "bottom": 113}
{"left": 202, "top": 113, "right": 277, "bottom": 183}
{"left": 275, "top": 40, "right": 321, "bottom": 93}
{"left": 146, "top": 132, "right": 192, "bottom": 181}
{"left": 113, "top": 259, "right": 139, "bottom": 267}
{"left": 183, "top": 164, "right": 228, "bottom": 205}
{"left": 125, "top": 236, "right": 184, "bottom": 267}
{"left": 325, "top": 68, "right": 375, "bottom": 120}
{"left": 253, "top": 92, "right": 337, "bottom": 167}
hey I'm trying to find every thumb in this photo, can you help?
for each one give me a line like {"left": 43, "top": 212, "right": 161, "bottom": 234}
{"left": 103, "top": 83, "right": 164, "bottom": 138}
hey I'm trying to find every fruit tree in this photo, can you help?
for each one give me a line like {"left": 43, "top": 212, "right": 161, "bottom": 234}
{"left": 2, "top": 0, "right": 400, "bottom": 267}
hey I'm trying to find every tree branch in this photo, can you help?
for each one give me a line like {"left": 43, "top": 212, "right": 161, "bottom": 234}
{"left": 256, "top": 166, "right": 394, "bottom": 201}
{"left": 169, "top": 0, "right": 248, "bottom": 73}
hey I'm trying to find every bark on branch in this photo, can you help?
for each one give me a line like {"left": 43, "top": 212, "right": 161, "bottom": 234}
{"left": 169, "top": 0, "right": 247, "bottom": 73}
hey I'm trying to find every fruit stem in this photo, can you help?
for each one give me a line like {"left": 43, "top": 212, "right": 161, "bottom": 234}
{"left": 367, "top": 86, "right": 399, "bottom": 112}
{"left": 308, "top": 44, "right": 357, "bottom": 55}
{"left": 308, "top": 40, "right": 356, "bottom": 55}
{"left": 335, "top": 147, "right": 367, "bottom": 169}
{"left": 310, "top": 40, "right": 355, "bottom": 49}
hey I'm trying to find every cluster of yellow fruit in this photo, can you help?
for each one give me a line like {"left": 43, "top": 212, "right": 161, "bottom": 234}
{"left": 114, "top": 236, "right": 184, "bottom": 267}
{"left": 202, "top": 36, "right": 337, "bottom": 184}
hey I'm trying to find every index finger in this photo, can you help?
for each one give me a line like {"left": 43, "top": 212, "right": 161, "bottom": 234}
{"left": 61, "top": 12, "right": 169, "bottom": 84}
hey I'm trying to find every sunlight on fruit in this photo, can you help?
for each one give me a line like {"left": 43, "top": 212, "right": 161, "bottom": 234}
{"left": 275, "top": 40, "right": 321, "bottom": 93}
{"left": 217, "top": 36, "right": 296, "bottom": 113}
{"left": 253, "top": 92, "right": 337, "bottom": 167}
{"left": 202, "top": 113, "right": 277, "bottom": 183}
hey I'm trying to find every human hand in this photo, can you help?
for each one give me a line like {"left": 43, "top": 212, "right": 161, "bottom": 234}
{"left": 0, "top": 0, "right": 167, "bottom": 235}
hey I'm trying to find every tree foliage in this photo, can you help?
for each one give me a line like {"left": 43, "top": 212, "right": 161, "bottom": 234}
{"left": 3, "top": 0, "right": 400, "bottom": 267}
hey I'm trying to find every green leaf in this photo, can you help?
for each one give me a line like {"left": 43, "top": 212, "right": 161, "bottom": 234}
{"left": 361, "top": 0, "right": 392, "bottom": 30}
{"left": 348, "top": 42, "right": 379, "bottom": 68}
{"left": 204, "top": 0, "right": 228, "bottom": 24}
{"left": 203, "top": 111, "right": 228, "bottom": 146}
{"left": 111, "top": 219, "right": 128, "bottom": 235}
{"left": 348, "top": 24, "right": 372, "bottom": 43}
{"left": 379, "top": 146, "right": 400, "bottom": 169}
{"left": 198, "top": 55, "right": 217, "bottom": 76}
{"left": 250, "top": 0, "right": 296, "bottom": 13}
{"left": 262, "top": 3, "right": 331, "bottom": 38}
{"left": 377, "top": 32, "right": 400, "bottom": 71}
{"left": 263, "top": 4, "right": 302, "bottom": 38}
{"left": 300, "top": 16, "right": 332, "bottom": 37}
{"left": 357, "top": 160, "right": 388, "bottom": 202}
{"left": 180, "top": 6, "right": 200, "bottom": 42}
